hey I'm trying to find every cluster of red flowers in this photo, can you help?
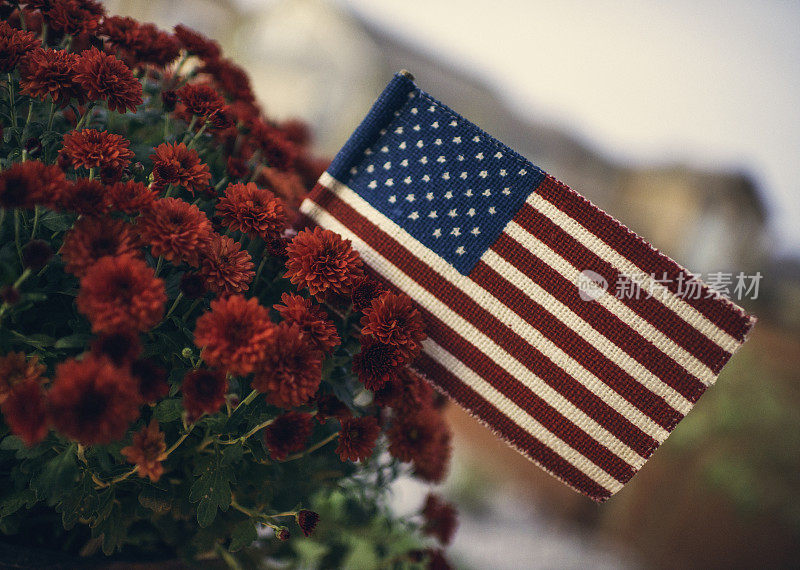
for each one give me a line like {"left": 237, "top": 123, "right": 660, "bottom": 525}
{"left": 0, "top": 3, "right": 455, "bottom": 557}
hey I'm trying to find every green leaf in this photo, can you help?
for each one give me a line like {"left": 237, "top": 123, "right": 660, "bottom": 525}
{"left": 0, "top": 489, "right": 36, "bottom": 519}
{"left": 189, "top": 460, "right": 235, "bottom": 528}
{"left": 38, "top": 210, "right": 75, "bottom": 233}
{"left": 229, "top": 519, "right": 258, "bottom": 552}
{"left": 30, "top": 446, "right": 78, "bottom": 505}
{"left": 91, "top": 500, "right": 127, "bottom": 556}
{"left": 154, "top": 398, "right": 183, "bottom": 423}
{"left": 54, "top": 333, "right": 91, "bottom": 349}
{"left": 138, "top": 486, "right": 172, "bottom": 514}
{"left": 55, "top": 476, "right": 94, "bottom": 530}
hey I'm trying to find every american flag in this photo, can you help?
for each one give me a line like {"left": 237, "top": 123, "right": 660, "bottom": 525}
{"left": 300, "top": 72, "right": 756, "bottom": 501}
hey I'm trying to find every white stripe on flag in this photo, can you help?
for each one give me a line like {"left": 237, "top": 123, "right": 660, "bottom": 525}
{"left": 526, "top": 192, "right": 741, "bottom": 354}
{"left": 301, "top": 194, "right": 626, "bottom": 492}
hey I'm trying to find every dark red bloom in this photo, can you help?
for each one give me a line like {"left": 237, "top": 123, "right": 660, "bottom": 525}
{"left": 1, "top": 379, "right": 49, "bottom": 446}
{"left": 161, "top": 89, "right": 178, "bottom": 112}
{"left": 336, "top": 416, "right": 380, "bottom": 462}
{"left": 182, "top": 368, "right": 227, "bottom": 422}
{"left": 0, "top": 160, "right": 67, "bottom": 209}
{"left": 0, "top": 286, "right": 20, "bottom": 306}
{"left": 76, "top": 254, "right": 166, "bottom": 333}
{"left": 263, "top": 412, "right": 313, "bottom": 461}
{"left": 127, "top": 23, "right": 179, "bottom": 68}
{"left": 252, "top": 323, "right": 323, "bottom": 408}
{"left": 350, "top": 276, "right": 386, "bottom": 313}
{"left": 74, "top": 47, "right": 143, "bottom": 113}
{"left": 19, "top": 48, "right": 84, "bottom": 107}
{"left": 388, "top": 408, "right": 452, "bottom": 483}
{"left": 59, "top": 178, "right": 109, "bottom": 216}
{"left": 21, "top": 239, "right": 53, "bottom": 271}
{"left": 130, "top": 359, "right": 169, "bottom": 403}
{"left": 0, "top": 352, "right": 45, "bottom": 406}
{"left": 285, "top": 227, "right": 364, "bottom": 298}
{"left": 296, "top": 510, "right": 319, "bottom": 537}
{"left": 426, "top": 549, "right": 453, "bottom": 570}
{"left": 121, "top": 419, "right": 168, "bottom": 482}
{"left": 0, "top": 20, "right": 40, "bottom": 73}
{"left": 361, "top": 292, "right": 426, "bottom": 361}
{"left": 198, "top": 234, "right": 254, "bottom": 296}
{"left": 274, "top": 293, "right": 340, "bottom": 353}
{"left": 199, "top": 57, "right": 255, "bottom": 105}
{"left": 61, "top": 216, "right": 139, "bottom": 277}
{"left": 352, "top": 335, "right": 406, "bottom": 391}
{"left": 49, "top": 355, "right": 141, "bottom": 446}
{"left": 174, "top": 24, "right": 220, "bottom": 60}
{"left": 177, "top": 82, "right": 224, "bottom": 119}
{"left": 251, "top": 121, "right": 298, "bottom": 171}
{"left": 373, "top": 368, "right": 435, "bottom": 411}
{"left": 60, "top": 129, "right": 134, "bottom": 176}
{"left": 47, "top": 0, "right": 104, "bottom": 37}
{"left": 107, "top": 180, "right": 158, "bottom": 214}
{"left": 280, "top": 119, "right": 311, "bottom": 146}
{"left": 216, "top": 182, "right": 286, "bottom": 239}
{"left": 136, "top": 197, "right": 212, "bottom": 266}
{"left": 179, "top": 272, "right": 207, "bottom": 300}
{"left": 314, "top": 394, "right": 351, "bottom": 424}
{"left": 421, "top": 494, "right": 458, "bottom": 546}
{"left": 149, "top": 142, "right": 211, "bottom": 196}
{"left": 226, "top": 156, "right": 248, "bottom": 180}
{"left": 91, "top": 330, "right": 141, "bottom": 366}
{"left": 193, "top": 295, "right": 274, "bottom": 376}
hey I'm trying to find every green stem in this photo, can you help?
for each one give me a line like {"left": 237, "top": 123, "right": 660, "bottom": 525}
{"left": 88, "top": 167, "right": 95, "bottom": 180}
{"left": 30, "top": 206, "right": 40, "bottom": 240}
{"left": 40, "top": 23, "right": 48, "bottom": 47}
{"left": 46, "top": 100, "right": 55, "bottom": 131}
{"left": 154, "top": 255, "right": 164, "bottom": 277}
{"left": 183, "top": 115, "right": 197, "bottom": 142}
{"left": 163, "top": 184, "right": 176, "bottom": 198}
{"left": 172, "top": 53, "right": 189, "bottom": 83}
{"left": 254, "top": 255, "right": 267, "bottom": 286}
{"left": 281, "top": 432, "right": 338, "bottom": 463}
{"left": 213, "top": 176, "right": 228, "bottom": 193}
{"left": 181, "top": 298, "right": 202, "bottom": 321}
{"left": 7, "top": 74, "right": 17, "bottom": 129}
{"left": 13, "top": 210, "right": 23, "bottom": 265}
{"left": 20, "top": 100, "right": 33, "bottom": 144}
{"left": 220, "top": 417, "right": 275, "bottom": 445}
{"left": 74, "top": 104, "right": 92, "bottom": 130}
{"left": 186, "top": 119, "right": 209, "bottom": 149}
{"left": 163, "top": 292, "right": 183, "bottom": 321}
{"left": 163, "top": 114, "right": 170, "bottom": 140}
{"left": 13, "top": 268, "right": 31, "bottom": 289}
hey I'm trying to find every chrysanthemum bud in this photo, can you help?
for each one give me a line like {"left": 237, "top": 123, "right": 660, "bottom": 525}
{"left": 161, "top": 90, "right": 178, "bottom": 112}
{"left": 276, "top": 528, "right": 290, "bottom": 541}
{"left": 132, "top": 162, "right": 145, "bottom": 175}
{"left": 0, "top": 285, "right": 20, "bottom": 306}
{"left": 296, "top": 510, "right": 319, "bottom": 537}
{"left": 22, "top": 239, "right": 53, "bottom": 270}
{"left": 24, "top": 137, "right": 42, "bottom": 157}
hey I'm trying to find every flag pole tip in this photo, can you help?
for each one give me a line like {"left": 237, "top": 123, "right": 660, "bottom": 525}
{"left": 398, "top": 69, "right": 415, "bottom": 81}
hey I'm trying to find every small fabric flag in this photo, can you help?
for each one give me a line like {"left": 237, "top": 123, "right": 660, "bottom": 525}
{"left": 300, "top": 72, "right": 756, "bottom": 501}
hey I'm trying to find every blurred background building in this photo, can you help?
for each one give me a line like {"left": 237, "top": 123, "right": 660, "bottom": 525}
{"left": 105, "top": 0, "right": 800, "bottom": 567}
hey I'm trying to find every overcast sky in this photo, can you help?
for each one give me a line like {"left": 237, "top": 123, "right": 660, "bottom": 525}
{"left": 339, "top": 0, "right": 800, "bottom": 258}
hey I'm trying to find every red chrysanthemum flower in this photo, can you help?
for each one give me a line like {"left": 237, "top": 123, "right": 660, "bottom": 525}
{"left": 285, "top": 227, "right": 364, "bottom": 298}
{"left": 149, "top": 142, "right": 211, "bottom": 196}
{"left": 76, "top": 254, "right": 166, "bottom": 333}
{"left": 100, "top": 15, "right": 140, "bottom": 53}
{"left": 350, "top": 276, "right": 386, "bottom": 313}
{"left": 0, "top": 352, "right": 45, "bottom": 406}
{"left": 280, "top": 119, "right": 311, "bottom": 146}
{"left": 387, "top": 407, "right": 452, "bottom": 484}
{"left": 19, "top": 48, "right": 84, "bottom": 107}
{"left": 215, "top": 182, "right": 287, "bottom": 239}
{"left": 263, "top": 412, "right": 313, "bottom": 461}
{"left": 174, "top": 24, "right": 221, "bottom": 60}
{"left": 49, "top": 355, "right": 141, "bottom": 446}
{"left": 421, "top": 494, "right": 458, "bottom": 546}
{"left": 130, "top": 23, "right": 180, "bottom": 68}
{"left": 0, "top": 20, "right": 40, "bottom": 73}
{"left": 136, "top": 197, "right": 212, "bottom": 266}
{"left": 130, "top": 359, "right": 169, "bottom": 403}
{"left": 296, "top": 510, "right": 320, "bottom": 537}
{"left": 274, "top": 293, "right": 340, "bottom": 353}
{"left": 1, "top": 379, "right": 49, "bottom": 446}
{"left": 47, "top": 0, "right": 104, "bottom": 37}
{"left": 0, "top": 160, "right": 67, "bottom": 209}
{"left": 58, "top": 178, "right": 109, "bottom": 216}
{"left": 177, "top": 82, "right": 225, "bottom": 119}
{"left": 121, "top": 419, "right": 168, "bottom": 482}
{"left": 336, "top": 416, "right": 380, "bottom": 462}
{"left": 199, "top": 57, "right": 255, "bottom": 105}
{"left": 314, "top": 394, "right": 351, "bottom": 424}
{"left": 182, "top": 368, "right": 227, "bottom": 422}
{"left": 198, "top": 234, "right": 254, "bottom": 296}
{"left": 225, "top": 156, "right": 249, "bottom": 180}
{"left": 74, "top": 47, "right": 143, "bottom": 113}
{"left": 60, "top": 216, "right": 140, "bottom": 277}
{"left": 179, "top": 272, "right": 207, "bottom": 300}
{"left": 108, "top": 180, "right": 158, "bottom": 214}
{"left": 193, "top": 295, "right": 274, "bottom": 376}
{"left": 252, "top": 322, "right": 323, "bottom": 408}
{"left": 59, "top": 129, "right": 134, "bottom": 177}
{"left": 373, "top": 367, "right": 435, "bottom": 411}
{"left": 352, "top": 335, "right": 406, "bottom": 391}
{"left": 91, "top": 330, "right": 141, "bottom": 366}
{"left": 361, "top": 292, "right": 426, "bottom": 361}
{"left": 425, "top": 549, "right": 454, "bottom": 570}
{"left": 251, "top": 120, "right": 298, "bottom": 171}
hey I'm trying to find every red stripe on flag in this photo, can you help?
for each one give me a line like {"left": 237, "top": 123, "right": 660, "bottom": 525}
{"left": 534, "top": 175, "right": 754, "bottom": 341}
{"left": 308, "top": 185, "right": 638, "bottom": 481}
{"left": 514, "top": 201, "right": 732, "bottom": 372}
{"left": 490, "top": 233, "right": 707, "bottom": 404}
{"left": 471, "top": 258, "right": 682, "bottom": 432}
{"left": 414, "top": 351, "right": 614, "bottom": 501}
